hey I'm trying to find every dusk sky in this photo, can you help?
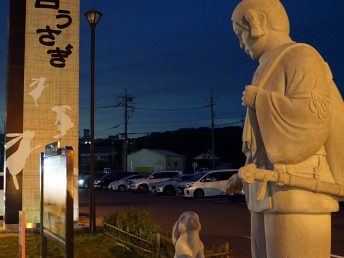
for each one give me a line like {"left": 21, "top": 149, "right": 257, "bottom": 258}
{"left": 1, "top": 1, "right": 344, "bottom": 138}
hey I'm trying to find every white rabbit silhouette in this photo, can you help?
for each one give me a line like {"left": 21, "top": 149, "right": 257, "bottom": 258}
{"left": 52, "top": 105, "right": 74, "bottom": 139}
{"left": 29, "top": 77, "right": 49, "bottom": 107}
{"left": 6, "top": 131, "right": 41, "bottom": 190}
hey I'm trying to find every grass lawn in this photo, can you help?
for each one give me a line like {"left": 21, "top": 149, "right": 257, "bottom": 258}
{"left": 0, "top": 232, "right": 136, "bottom": 258}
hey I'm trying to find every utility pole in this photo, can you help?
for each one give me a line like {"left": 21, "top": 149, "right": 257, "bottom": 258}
{"left": 116, "top": 89, "right": 134, "bottom": 172}
{"left": 210, "top": 90, "right": 215, "bottom": 169}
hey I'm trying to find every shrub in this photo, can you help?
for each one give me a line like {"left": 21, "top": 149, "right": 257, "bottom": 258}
{"left": 104, "top": 208, "right": 160, "bottom": 239}
{"left": 104, "top": 209, "right": 232, "bottom": 258}
{"left": 103, "top": 208, "right": 174, "bottom": 257}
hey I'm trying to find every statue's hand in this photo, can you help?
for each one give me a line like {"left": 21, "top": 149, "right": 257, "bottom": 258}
{"left": 242, "top": 85, "right": 259, "bottom": 109}
{"left": 227, "top": 173, "right": 243, "bottom": 195}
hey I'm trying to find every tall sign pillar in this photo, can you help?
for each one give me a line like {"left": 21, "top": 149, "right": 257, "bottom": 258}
{"left": 5, "top": 0, "right": 80, "bottom": 224}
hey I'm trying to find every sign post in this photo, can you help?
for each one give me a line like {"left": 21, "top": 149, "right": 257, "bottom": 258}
{"left": 40, "top": 142, "right": 74, "bottom": 258}
{"left": 5, "top": 0, "right": 79, "bottom": 225}
{"left": 19, "top": 211, "right": 26, "bottom": 258}
{"left": 192, "top": 162, "right": 198, "bottom": 173}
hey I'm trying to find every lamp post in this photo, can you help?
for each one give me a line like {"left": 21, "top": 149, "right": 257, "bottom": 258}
{"left": 84, "top": 8, "right": 102, "bottom": 234}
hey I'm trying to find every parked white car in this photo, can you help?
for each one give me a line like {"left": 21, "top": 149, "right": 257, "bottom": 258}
{"left": 151, "top": 174, "right": 194, "bottom": 196}
{"left": 179, "top": 169, "right": 239, "bottom": 198}
{"left": 127, "top": 171, "right": 183, "bottom": 193}
{"left": 108, "top": 174, "right": 145, "bottom": 191}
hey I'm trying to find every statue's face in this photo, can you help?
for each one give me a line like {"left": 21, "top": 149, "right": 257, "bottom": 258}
{"left": 233, "top": 22, "right": 263, "bottom": 60}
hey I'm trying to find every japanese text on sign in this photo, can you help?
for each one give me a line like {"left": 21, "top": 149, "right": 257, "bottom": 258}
{"left": 35, "top": 0, "right": 73, "bottom": 68}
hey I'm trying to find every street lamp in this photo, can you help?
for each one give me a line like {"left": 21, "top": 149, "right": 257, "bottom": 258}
{"left": 84, "top": 8, "right": 102, "bottom": 234}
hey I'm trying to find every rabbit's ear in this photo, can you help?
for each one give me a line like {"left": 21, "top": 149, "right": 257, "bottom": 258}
{"left": 61, "top": 105, "right": 71, "bottom": 110}
{"left": 6, "top": 133, "right": 23, "bottom": 138}
{"left": 5, "top": 134, "right": 23, "bottom": 149}
{"left": 191, "top": 216, "right": 201, "bottom": 231}
{"left": 172, "top": 221, "right": 180, "bottom": 245}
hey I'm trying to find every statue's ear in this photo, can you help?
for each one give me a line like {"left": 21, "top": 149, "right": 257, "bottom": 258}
{"left": 245, "top": 9, "right": 265, "bottom": 38}
{"left": 172, "top": 221, "right": 180, "bottom": 244}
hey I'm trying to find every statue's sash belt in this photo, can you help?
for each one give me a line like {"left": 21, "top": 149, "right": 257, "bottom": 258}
{"left": 239, "top": 163, "right": 344, "bottom": 201}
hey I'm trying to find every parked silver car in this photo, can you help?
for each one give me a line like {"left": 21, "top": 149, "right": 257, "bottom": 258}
{"left": 150, "top": 174, "right": 194, "bottom": 196}
{"left": 108, "top": 174, "right": 145, "bottom": 191}
{"left": 127, "top": 171, "right": 182, "bottom": 193}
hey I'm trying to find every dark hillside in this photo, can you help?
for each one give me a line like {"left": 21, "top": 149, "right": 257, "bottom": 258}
{"left": 130, "top": 126, "right": 245, "bottom": 171}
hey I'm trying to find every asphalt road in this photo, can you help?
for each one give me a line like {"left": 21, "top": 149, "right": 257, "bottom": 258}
{"left": 79, "top": 189, "right": 344, "bottom": 258}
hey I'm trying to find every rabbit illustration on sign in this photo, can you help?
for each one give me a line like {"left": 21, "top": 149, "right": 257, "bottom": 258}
{"left": 6, "top": 131, "right": 41, "bottom": 190}
{"left": 29, "top": 77, "right": 49, "bottom": 107}
{"left": 52, "top": 105, "right": 74, "bottom": 139}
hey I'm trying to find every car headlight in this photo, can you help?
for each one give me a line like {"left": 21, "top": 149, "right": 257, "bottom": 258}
{"left": 78, "top": 179, "right": 84, "bottom": 185}
{"left": 185, "top": 182, "right": 194, "bottom": 188}
{"left": 94, "top": 179, "right": 100, "bottom": 184}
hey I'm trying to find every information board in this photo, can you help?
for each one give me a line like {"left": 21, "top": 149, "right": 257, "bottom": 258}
{"left": 43, "top": 154, "right": 67, "bottom": 238}
{"left": 40, "top": 143, "right": 73, "bottom": 258}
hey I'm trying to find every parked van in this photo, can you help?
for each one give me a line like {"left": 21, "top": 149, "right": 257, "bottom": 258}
{"left": 179, "top": 169, "right": 238, "bottom": 198}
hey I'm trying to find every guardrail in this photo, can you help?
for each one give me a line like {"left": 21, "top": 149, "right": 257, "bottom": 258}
{"left": 104, "top": 223, "right": 163, "bottom": 256}
{"left": 204, "top": 242, "right": 231, "bottom": 258}
{"left": 104, "top": 223, "right": 232, "bottom": 258}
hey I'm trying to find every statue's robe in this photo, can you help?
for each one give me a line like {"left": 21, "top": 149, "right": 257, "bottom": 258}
{"left": 243, "top": 43, "right": 343, "bottom": 213}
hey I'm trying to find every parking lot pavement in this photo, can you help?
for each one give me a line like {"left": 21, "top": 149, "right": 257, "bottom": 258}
{"left": 79, "top": 189, "right": 252, "bottom": 257}
{"left": 79, "top": 190, "right": 344, "bottom": 258}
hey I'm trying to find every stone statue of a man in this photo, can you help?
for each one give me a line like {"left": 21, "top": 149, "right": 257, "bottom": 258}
{"left": 227, "top": 0, "right": 344, "bottom": 257}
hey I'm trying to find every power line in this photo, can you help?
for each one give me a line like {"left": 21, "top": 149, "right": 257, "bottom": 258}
{"left": 96, "top": 123, "right": 123, "bottom": 134}
{"left": 136, "top": 16, "right": 344, "bottom": 97}
{"left": 216, "top": 120, "right": 243, "bottom": 127}
{"left": 129, "top": 115, "right": 242, "bottom": 125}
{"left": 96, "top": 103, "right": 121, "bottom": 109}
{"left": 133, "top": 105, "right": 210, "bottom": 112}
{"left": 80, "top": 103, "right": 121, "bottom": 110}
{"left": 91, "top": 16, "right": 344, "bottom": 139}
{"left": 82, "top": 103, "right": 211, "bottom": 111}
{"left": 91, "top": 109, "right": 243, "bottom": 134}
{"left": 96, "top": 120, "right": 244, "bottom": 138}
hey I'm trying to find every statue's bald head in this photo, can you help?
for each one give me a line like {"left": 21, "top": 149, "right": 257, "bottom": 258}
{"left": 232, "top": 0, "right": 290, "bottom": 37}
